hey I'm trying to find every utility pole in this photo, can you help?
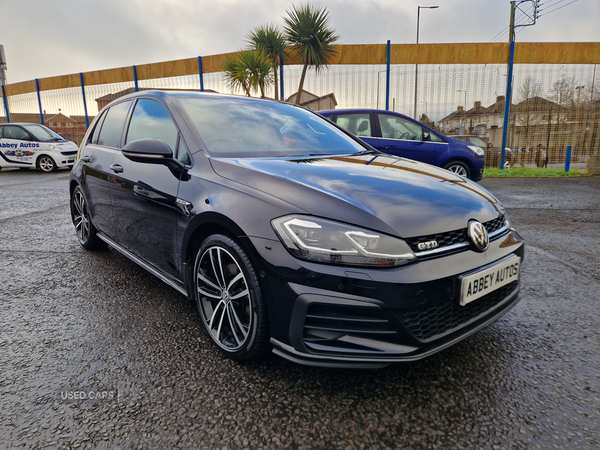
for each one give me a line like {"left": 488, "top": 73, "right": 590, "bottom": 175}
{"left": 500, "top": 1, "right": 541, "bottom": 169}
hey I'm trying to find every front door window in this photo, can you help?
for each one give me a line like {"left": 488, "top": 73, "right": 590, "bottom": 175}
{"left": 378, "top": 114, "right": 423, "bottom": 141}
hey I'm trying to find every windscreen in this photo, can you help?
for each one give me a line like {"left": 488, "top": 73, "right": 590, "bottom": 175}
{"left": 178, "top": 96, "right": 366, "bottom": 158}
{"left": 23, "top": 124, "right": 65, "bottom": 142}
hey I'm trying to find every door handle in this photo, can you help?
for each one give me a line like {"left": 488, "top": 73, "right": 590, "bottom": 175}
{"left": 81, "top": 156, "right": 91, "bottom": 163}
{"left": 110, "top": 164, "right": 123, "bottom": 173}
{"left": 384, "top": 146, "right": 398, "bottom": 150}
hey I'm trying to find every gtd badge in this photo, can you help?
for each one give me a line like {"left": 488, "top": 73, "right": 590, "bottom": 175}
{"left": 467, "top": 220, "right": 489, "bottom": 252}
{"left": 417, "top": 240, "right": 438, "bottom": 251}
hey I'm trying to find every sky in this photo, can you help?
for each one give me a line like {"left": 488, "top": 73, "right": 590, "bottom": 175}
{"left": 0, "top": 0, "right": 598, "bottom": 85}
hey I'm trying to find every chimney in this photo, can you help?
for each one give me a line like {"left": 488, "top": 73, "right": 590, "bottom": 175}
{"left": 457, "top": 106, "right": 464, "bottom": 111}
{"left": 474, "top": 101, "right": 481, "bottom": 108}
{"left": 496, "top": 95, "right": 505, "bottom": 103}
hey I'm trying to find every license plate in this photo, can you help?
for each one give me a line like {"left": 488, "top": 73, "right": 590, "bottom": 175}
{"left": 459, "top": 256, "right": 521, "bottom": 306}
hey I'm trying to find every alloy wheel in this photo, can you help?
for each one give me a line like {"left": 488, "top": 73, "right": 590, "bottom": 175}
{"left": 39, "top": 156, "right": 56, "bottom": 172}
{"left": 446, "top": 164, "right": 467, "bottom": 176}
{"left": 72, "top": 189, "right": 91, "bottom": 245}
{"left": 196, "top": 246, "right": 253, "bottom": 352}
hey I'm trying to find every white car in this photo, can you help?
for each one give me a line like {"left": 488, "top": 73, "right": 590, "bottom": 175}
{"left": 0, "top": 123, "right": 79, "bottom": 172}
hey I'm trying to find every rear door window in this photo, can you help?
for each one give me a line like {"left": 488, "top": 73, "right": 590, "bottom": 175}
{"left": 89, "top": 110, "right": 107, "bottom": 145}
{"left": 334, "top": 113, "right": 372, "bottom": 137}
{"left": 97, "top": 101, "right": 132, "bottom": 148}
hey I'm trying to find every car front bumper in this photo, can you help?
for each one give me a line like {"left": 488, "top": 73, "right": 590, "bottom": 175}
{"left": 252, "top": 228, "right": 524, "bottom": 368}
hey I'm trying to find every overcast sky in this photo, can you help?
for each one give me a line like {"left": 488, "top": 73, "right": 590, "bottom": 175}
{"left": 1, "top": 0, "right": 598, "bottom": 84}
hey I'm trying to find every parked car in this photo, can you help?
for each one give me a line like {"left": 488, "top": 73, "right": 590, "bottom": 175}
{"left": 451, "top": 134, "right": 513, "bottom": 169}
{"left": 513, "top": 145, "right": 548, "bottom": 168}
{"left": 69, "top": 91, "right": 524, "bottom": 368}
{"left": 318, "top": 109, "right": 485, "bottom": 181}
{"left": 0, "top": 123, "right": 79, "bottom": 172}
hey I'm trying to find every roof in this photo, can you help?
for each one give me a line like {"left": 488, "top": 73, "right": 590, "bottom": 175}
{"left": 512, "top": 96, "right": 561, "bottom": 112}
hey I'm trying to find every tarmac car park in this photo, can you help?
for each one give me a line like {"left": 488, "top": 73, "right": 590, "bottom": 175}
{"left": 0, "top": 123, "right": 79, "bottom": 172}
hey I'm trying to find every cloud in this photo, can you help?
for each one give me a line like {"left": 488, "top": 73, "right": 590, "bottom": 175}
{"left": 1, "top": 0, "right": 597, "bottom": 84}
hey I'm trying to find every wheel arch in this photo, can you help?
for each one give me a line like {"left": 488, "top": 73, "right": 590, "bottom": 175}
{"left": 69, "top": 179, "right": 79, "bottom": 197}
{"left": 181, "top": 212, "right": 267, "bottom": 299}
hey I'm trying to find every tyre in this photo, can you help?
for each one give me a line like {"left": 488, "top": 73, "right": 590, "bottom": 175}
{"left": 194, "top": 234, "right": 270, "bottom": 361}
{"left": 38, "top": 155, "right": 57, "bottom": 172}
{"left": 443, "top": 161, "right": 471, "bottom": 179}
{"left": 71, "top": 186, "right": 105, "bottom": 250}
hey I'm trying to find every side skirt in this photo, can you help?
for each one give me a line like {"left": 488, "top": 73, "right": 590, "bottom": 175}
{"left": 97, "top": 233, "right": 188, "bottom": 297}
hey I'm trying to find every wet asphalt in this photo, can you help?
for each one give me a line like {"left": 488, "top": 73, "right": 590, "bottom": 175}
{"left": 0, "top": 169, "right": 598, "bottom": 450}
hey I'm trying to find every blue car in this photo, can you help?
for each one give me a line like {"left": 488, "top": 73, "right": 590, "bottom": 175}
{"left": 319, "top": 109, "right": 485, "bottom": 181}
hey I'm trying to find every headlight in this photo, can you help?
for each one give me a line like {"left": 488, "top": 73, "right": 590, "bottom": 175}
{"left": 468, "top": 145, "right": 485, "bottom": 156}
{"left": 272, "top": 215, "right": 416, "bottom": 268}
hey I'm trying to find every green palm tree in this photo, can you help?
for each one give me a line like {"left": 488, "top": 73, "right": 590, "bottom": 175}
{"left": 222, "top": 50, "right": 273, "bottom": 98}
{"left": 239, "top": 50, "right": 273, "bottom": 98}
{"left": 283, "top": 3, "right": 340, "bottom": 105}
{"left": 246, "top": 24, "right": 287, "bottom": 100}
{"left": 222, "top": 56, "right": 251, "bottom": 96}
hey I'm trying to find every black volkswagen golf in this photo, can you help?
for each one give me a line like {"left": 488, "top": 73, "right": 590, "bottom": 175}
{"left": 69, "top": 91, "right": 524, "bottom": 368}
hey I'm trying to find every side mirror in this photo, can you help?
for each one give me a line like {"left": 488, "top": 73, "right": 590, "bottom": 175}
{"left": 122, "top": 139, "right": 173, "bottom": 164}
{"left": 423, "top": 131, "right": 430, "bottom": 141}
{"left": 487, "top": 142, "right": 492, "bottom": 148}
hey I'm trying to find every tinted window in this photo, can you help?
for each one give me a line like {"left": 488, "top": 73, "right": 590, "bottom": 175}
{"left": 126, "top": 99, "right": 178, "bottom": 151}
{"left": 335, "top": 113, "right": 372, "bottom": 137}
{"left": 3, "top": 126, "right": 30, "bottom": 140}
{"left": 90, "top": 110, "right": 107, "bottom": 145}
{"left": 97, "top": 101, "right": 132, "bottom": 148}
{"left": 176, "top": 137, "right": 191, "bottom": 165}
{"left": 179, "top": 97, "right": 364, "bottom": 158}
{"left": 378, "top": 114, "right": 423, "bottom": 141}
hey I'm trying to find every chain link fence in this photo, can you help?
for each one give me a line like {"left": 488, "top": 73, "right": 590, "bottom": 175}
{"left": 1, "top": 44, "right": 599, "bottom": 172}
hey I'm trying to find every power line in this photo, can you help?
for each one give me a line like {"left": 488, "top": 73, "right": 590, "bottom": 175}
{"left": 540, "top": 0, "right": 578, "bottom": 16}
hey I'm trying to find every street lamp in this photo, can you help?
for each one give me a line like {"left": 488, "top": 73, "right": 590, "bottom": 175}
{"left": 457, "top": 89, "right": 466, "bottom": 132}
{"left": 413, "top": 5, "right": 439, "bottom": 120}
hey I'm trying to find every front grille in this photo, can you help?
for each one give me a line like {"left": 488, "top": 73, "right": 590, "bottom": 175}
{"left": 405, "top": 229, "right": 467, "bottom": 253}
{"left": 393, "top": 280, "right": 518, "bottom": 342}
{"left": 61, "top": 151, "right": 78, "bottom": 156}
{"left": 485, "top": 215, "right": 507, "bottom": 234}
{"left": 406, "top": 215, "right": 507, "bottom": 256}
